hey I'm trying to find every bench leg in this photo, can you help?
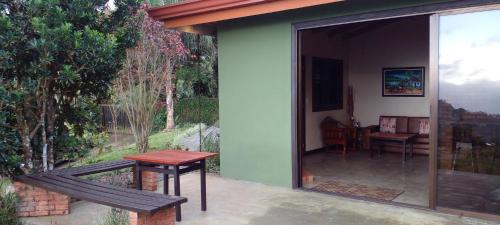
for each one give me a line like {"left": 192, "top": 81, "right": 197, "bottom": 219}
{"left": 173, "top": 165, "right": 181, "bottom": 222}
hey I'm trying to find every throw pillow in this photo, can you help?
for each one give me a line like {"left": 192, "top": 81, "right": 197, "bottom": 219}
{"left": 380, "top": 118, "right": 396, "bottom": 134}
{"left": 419, "top": 119, "right": 430, "bottom": 134}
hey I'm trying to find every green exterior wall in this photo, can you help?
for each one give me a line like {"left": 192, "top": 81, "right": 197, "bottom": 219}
{"left": 217, "top": 0, "right": 453, "bottom": 187}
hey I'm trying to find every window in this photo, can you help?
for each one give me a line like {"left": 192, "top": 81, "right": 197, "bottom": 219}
{"left": 312, "top": 57, "right": 343, "bottom": 112}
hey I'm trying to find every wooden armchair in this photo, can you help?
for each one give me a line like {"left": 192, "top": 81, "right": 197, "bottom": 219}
{"left": 321, "top": 117, "right": 348, "bottom": 157}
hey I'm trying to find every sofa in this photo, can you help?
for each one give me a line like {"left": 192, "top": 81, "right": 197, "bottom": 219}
{"left": 362, "top": 116, "right": 430, "bottom": 155}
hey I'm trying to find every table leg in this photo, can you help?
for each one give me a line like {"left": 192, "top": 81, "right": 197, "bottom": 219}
{"left": 410, "top": 142, "right": 414, "bottom": 159}
{"left": 378, "top": 141, "right": 383, "bottom": 157}
{"left": 402, "top": 140, "right": 407, "bottom": 163}
{"left": 200, "top": 159, "right": 207, "bottom": 211}
{"left": 163, "top": 165, "right": 169, "bottom": 195}
{"left": 135, "top": 162, "right": 142, "bottom": 190}
{"left": 174, "top": 165, "right": 181, "bottom": 222}
{"left": 370, "top": 138, "right": 374, "bottom": 158}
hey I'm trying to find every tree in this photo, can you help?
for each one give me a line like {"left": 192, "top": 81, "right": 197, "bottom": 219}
{"left": 115, "top": 6, "right": 186, "bottom": 153}
{"left": 0, "top": 0, "right": 141, "bottom": 172}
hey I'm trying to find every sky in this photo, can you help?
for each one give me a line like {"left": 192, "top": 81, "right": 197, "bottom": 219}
{"left": 439, "top": 9, "right": 500, "bottom": 115}
{"left": 106, "top": 0, "right": 116, "bottom": 10}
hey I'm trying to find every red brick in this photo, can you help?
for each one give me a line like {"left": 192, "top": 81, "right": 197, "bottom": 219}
{"left": 129, "top": 207, "right": 175, "bottom": 225}
{"left": 17, "top": 212, "right": 31, "bottom": 217}
{"left": 35, "top": 205, "right": 55, "bottom": 211}
{"left": 15, "top": 182, "right": 71, "bottom": 218}
{"left": 141, "top": 171, "right": 158, "bottom": 192}
{"left": 54, "top": 203, "right": 69, "bottom": 210}
{"left": 36, "top": 200, "right": 49, "bottom": 206}
{"left": 53, "top": 195, "right": 70, "bottom": 200}
{"left": 29, "top": 211, "right": 50, "bottom": 217}
{"left": 49, "top": 209, "right": 69, "bottom": 215}
{"left": 16, "top": 206, "right": 35, "bottom": 212}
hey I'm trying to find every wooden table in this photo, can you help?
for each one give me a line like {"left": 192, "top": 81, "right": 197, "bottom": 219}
{"left": 368, "top": 132, "right": 417, "bottom": 163}
{"left": 124, "top": 150, "right": 217, "bottom": 221}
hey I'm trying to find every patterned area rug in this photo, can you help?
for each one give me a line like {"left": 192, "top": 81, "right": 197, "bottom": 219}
{"left": 311, "top": 180, "right": 404, "bottom": 201}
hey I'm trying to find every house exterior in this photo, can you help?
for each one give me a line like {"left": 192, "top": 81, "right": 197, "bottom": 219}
{"left": 149, "top": 0, "right": 500, "bottom": 220}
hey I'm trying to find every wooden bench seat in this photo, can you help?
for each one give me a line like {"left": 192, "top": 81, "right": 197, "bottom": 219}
{"left": 50, "top": 160, "right": 136, "bottom": 176}
{"left": 15, "top": 173, "right": 187, "bottom": 214}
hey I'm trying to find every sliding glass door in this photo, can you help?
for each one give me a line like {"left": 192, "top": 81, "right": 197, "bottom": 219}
{"left": 437, "top": 9, "right": 500, "bottom": 215}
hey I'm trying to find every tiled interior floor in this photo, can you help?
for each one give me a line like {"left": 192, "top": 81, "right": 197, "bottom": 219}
{"left": 302, "top": 149, "right": 429, "bottom": 207}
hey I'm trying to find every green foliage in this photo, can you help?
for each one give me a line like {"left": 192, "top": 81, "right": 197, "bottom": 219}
{"left": 153, "top": 97, "right": 218, "bottom": 130}
{"left": 0, "top": 179, "right": 23, "bottom": 225}
{"left": 202, "top": 129, "right": 220, "bottom": 174}
{"left": 176, "top": 59, "right": 218, "bottom": 98}
{"left": 175, "top": 97, "right": 218, "bottom": 126}
{"left": 153, "top": 108, "right": 167, "bottom": 131}
{"left": 0, "top": 0, "right": 141, "bottom": 172}
{"left": 97, "top": 208, "right": 129, "bottom": 225}
{"left": 77, "top": 126, "right": 195, "bottom": 165}
{"left": 0, "top": 85, "right": 22, "bottom": 176}
{"left": 148, "top": 0, "right": 187, "bottom": 7}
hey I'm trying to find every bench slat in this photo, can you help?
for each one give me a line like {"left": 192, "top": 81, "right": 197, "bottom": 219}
{"left": 59, "top": 175, "right": 173, "bottom": 200}
{"left": 17, "top": 175, "right": 157, "bottom": 213}
{"left": 28, "top": 175, "right": 160, "bottom": 208}
{"left": 16, "top": 160, "right": 187, "bottom": 214}
{"left": 50, "top": 161, "right": 124, "bottom": 174}
{"left": 51, "top": 160, "right": 136, "bottom": 176}
{"left": 41, "top": 175, "right": 173, "bottom": 207}
{"left": 49, "top": 161, "right": 124, "bottom": 175}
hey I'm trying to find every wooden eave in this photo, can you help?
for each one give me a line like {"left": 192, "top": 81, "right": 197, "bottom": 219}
{"left": 147, "top": 0, "right": 344, "bottom": 29}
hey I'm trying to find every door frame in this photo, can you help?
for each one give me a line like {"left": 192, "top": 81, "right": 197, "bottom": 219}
{"left": 290, "top": 0, "right": 500, "bottom": 219}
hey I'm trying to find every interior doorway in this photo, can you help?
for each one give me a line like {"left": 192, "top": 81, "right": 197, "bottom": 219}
{"left": 297, "top": 15, "right": 431, "bottom": 207}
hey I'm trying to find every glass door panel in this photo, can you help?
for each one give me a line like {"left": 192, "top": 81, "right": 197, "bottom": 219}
{"left": 437, "top": 9, "right": 500, "bottom": 215}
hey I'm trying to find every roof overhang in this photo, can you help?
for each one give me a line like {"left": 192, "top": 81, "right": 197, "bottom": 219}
{"left": 147, "top": 0, "right": 343, "bottom": 34}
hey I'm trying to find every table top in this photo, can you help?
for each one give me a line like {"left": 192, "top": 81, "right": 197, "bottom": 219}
{"left": 369, "top": 132, "right": 417, "bottom": 141}
{"left": 124, "top": 150, "right": 217, "bottom": 166}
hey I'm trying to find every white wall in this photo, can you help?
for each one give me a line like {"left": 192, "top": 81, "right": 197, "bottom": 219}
{"left": 348, "top": 17, "right": 430, "bottom": 126}
{"left": 302, "top": 16, "right": 430, "bottom": 151}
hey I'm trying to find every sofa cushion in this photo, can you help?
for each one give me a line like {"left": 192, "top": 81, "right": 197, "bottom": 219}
{"left": 380, "top": 117, "right": 396, "bottom": 133}
{"left": 396, "top": 117, "right": 409, "bottom": 133}
{"left": 418, "top": 118, "right": 430, "bottom": 135}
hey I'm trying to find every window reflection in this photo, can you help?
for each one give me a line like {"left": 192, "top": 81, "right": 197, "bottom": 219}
{"left": 438, "top": 9, "right": 500, "bottom": 215}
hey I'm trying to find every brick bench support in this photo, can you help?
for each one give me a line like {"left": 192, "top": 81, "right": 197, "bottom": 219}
{"left": 15, "top": 181, "right": 177, "bottom": 225}
{"left": 132, "top": 167, "right": 158, "bottom": 192}
{"left": 129, "top": 208, "right": 175, "bottom": 225}
{"left": 14, "top": 182, "right": 70, "bottom": 217}
{"left": 14, "top": 173, "right": 185, "bottom": 225}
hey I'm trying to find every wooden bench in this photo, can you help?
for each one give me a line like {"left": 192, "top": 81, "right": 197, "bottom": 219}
{"left": 14, "top": 160, "right": 187, "bottom": 225}
{"left": 49, "top": 160, "right": 136, "bottom": 176}
{"left": 15, "top": 174, "right": 186, "bottom": 214}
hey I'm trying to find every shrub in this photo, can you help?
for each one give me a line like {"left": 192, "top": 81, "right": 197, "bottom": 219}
{"left": 201, "top": 127, "right": 220, "bottom": 174}
{"left": 154, "top": 97, "right": 218, "bottom": 131}
{"left": 175, "top": 97, "right": 218, "bottom": 126}
{"left": 0, "top": 179, "right": 23, "bottom": 225}
{"left": 153, "top": 108, "right": 167, "bottom": 132}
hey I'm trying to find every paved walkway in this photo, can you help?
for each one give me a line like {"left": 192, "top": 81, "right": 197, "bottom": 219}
{"left": 24, "top": 173, "right": 498, "bottom": 225}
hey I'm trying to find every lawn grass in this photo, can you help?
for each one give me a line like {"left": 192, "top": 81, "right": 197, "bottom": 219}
{"left": 74, "top": 126, "right": 194, "bottom": 166}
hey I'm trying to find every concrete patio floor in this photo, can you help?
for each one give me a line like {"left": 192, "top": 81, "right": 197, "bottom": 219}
{"left": 24, "top": 173, "right": 499, "bottom": 225}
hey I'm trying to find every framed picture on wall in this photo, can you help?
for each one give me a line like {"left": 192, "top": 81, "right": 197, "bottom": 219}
{"left": 382, "top": 67, "right": 425, "bottom": 97}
